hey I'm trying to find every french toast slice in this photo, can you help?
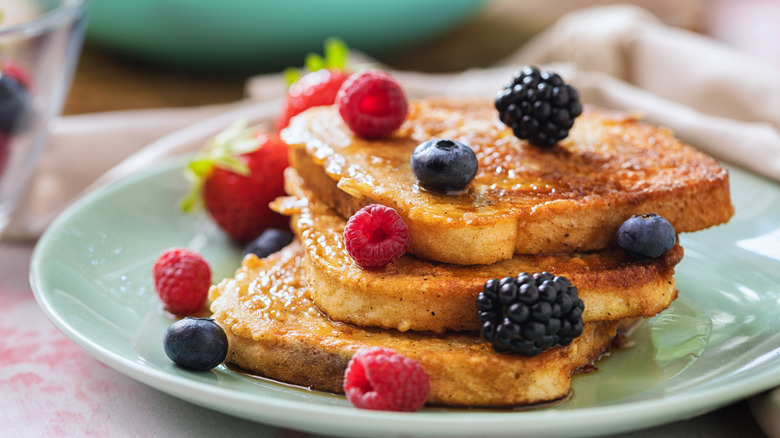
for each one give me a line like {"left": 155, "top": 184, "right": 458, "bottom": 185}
{"left": 209, "top": 243, "right": 629, "bottom": 408}
{"left": 274, "top": 168, "right": 682, "bottom": 333}
{"left": 281, "top": 98, "right": 733, "bottom": 265}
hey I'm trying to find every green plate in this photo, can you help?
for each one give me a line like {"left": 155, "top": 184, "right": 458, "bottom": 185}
{"left": 30, "top": 155, "right": 780, "bottom": 437}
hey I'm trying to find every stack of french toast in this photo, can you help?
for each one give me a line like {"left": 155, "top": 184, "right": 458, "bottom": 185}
{"left": 208, "top": 93, "right": 733, "bottom": 407}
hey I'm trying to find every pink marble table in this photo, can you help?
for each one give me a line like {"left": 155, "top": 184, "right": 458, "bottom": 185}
{"left": 0, "top": 241, "right": 771, "bottom": 437}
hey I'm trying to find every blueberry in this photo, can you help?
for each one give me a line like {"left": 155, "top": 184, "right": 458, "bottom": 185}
{"left": 617, "top": 213, "right": 676, "bottom": 259}
{"left": 0, "top": 74, "right": 31, "bottom": 135}
{"left": 163, "top": 317, "right": 228, "bottom": 371}
{"left": 410, "top": 139, "right": 478, "bottom": 193}
{"left": 242, "top": 228, "right": 293, "bottom": 259}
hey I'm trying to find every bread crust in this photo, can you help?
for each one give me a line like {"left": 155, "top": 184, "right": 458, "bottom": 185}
{"left": 282, "top": 99, "right": 733, "bottom": 265}
{"left": 274, "top": 168, "right": 682, "bottom": 333}
{"left": 209, "top": 243, "right": 624, "bottom": 407}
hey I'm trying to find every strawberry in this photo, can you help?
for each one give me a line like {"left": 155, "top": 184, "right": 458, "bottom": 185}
{"left": 274, "top": 69, "right": 349, "bottom": 132}
{"left": 181, "top": 121, "right": 289, "bottom": 242}
{"left": 274, "top": 38, "right": 350, "bottom": 132}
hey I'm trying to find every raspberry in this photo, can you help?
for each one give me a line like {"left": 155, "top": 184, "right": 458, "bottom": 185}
{"left": 153, "top": 248, "right": 212, "bottom": 315}
{"left": 343, "top": 347, "right": 429, "bottom": 412}
{"left": 336, "top": 70, "right": 408, "bottom": 138}
{"left": 343, "top": 204, "right": 409, "bottom": 269}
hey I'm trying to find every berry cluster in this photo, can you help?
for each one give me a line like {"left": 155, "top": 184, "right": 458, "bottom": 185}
{"left": 477, "top": 272, "right": 584, "bottom": 356}
{"left": 495, "top": 66, "right": 582, "bottom": 148}
{"left": 275, "top": 40, "right": 409, "bottom": 139}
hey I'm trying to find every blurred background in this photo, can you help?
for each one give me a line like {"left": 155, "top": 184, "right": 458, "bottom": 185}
{"left": 62, "top": 0, "right": 780, "bottom": 115}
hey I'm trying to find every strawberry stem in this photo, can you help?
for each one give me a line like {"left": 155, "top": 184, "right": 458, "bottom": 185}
{"left": 305, "top": 53, "right": 325, "bottom": 73}
{"left": 323, "top": 37, "right": 348, "bottom": 70}
{"left": 284, "top": 37, "right": 349, "bottom": 87}
{"left": 180, "top": 120, "right": 262, "bottom": 213}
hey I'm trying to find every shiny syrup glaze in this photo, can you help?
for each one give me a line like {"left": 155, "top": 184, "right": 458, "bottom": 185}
{"left": 211, "top": 244, "right": 487, "bottom": 349}
{"left": 281, "top": 98, "right": 726, "bottom": 223}
{"left": 211, "top": 243, "right": 625, "bottom": 356}
{"left": 275, "top": 172, "right": 683, "bottom": 286}
{"left": 209, "top": 244, "right": 624, "bottom": 407}
{"left": 268, "top": 172, "right": 682, "bottom": 335}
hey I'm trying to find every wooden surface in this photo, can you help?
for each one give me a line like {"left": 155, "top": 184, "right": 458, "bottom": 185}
{"left": 64, "top": 0, "right": 780, "bottom": 116}
{"left": 64, "top": 0, "right": 709, "bottom": 115}
{"left": 62, "top": 0, "right": 533, "bottom": 115}
{"left": 62, "top": 43, "right": 247, "bottom": 115}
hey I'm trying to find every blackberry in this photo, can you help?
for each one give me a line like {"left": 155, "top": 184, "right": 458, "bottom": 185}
{"left": 495, "top": 66, "right": 583, "bottom": 148}
{"left": 477, "top": 272, "right": 585, "bottom": 356}
{"left": 617, "top": 213, "right": 676, "bottom": 259}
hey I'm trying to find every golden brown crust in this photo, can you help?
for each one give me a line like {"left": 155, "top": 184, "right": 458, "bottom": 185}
{"left": 275, "top": 168, "right": 682, "bottom": 333}
{"left": 282, "top": 99, "right": 733, "bottom": 265}
{"left": 209, "top": 243, "right": 623, "bottom": 407}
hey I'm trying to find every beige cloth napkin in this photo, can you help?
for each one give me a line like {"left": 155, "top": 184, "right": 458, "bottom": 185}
{"left": 7, "top": 6, "right": 780, "bottom": 434}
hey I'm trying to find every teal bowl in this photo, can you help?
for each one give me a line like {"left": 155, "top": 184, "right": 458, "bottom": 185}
{"left": 85, "top": 0, "right": 487, "bottom": 73}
